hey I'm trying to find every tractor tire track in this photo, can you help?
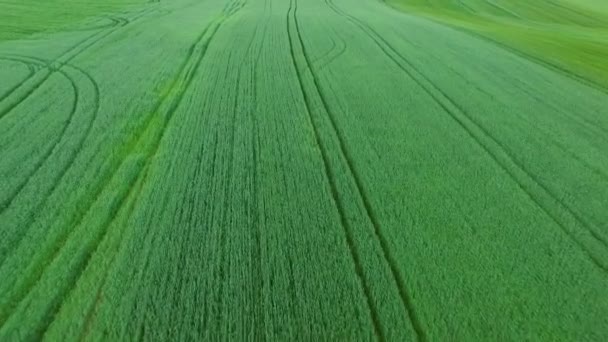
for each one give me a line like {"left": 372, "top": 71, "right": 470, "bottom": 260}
{"left": 311, "top": 28, "right": 337, "bottom": 65}
{"left": 379, "top": 0, "right": 608, "bottom": 93}
{"left": 318, "top": 34, "right": 346, "bottom": 71}
{"left": 117, "top": 8, "right": 242, "bottom": 336}
{"left": 386, "top": 21, "right": 608, "bottom": 139}
{"left": 481, "top": 0, "right": 522, "bottom": 19}
{"left": 0, "top": 55, "right": 100, "bottom": 222}
{"left": 0, "top": 27, "right": 105, "bottom": 110}
{"left": 404, "top": 9, "right": 608, "bottom": 133}
{"left": 294, "top": 1, "right": 426, "bottom": 340}
{"left": 455, "top": 0, "right": 476, "bottom": 14}
{"left": 362, "top": 11, "right": 608, "bottom": 247}
{"left": 315, "top": 25, "right": 347, "bottom": 71}
{"left": 450, "top": 64, "right": 608, "bottom": 180}
{"left": 0, "top": 7, "right": 153, "bottom": 122}
{"left": 325, "top": 1, "right": 608, "bottom": 272}
{"left": 0, "top": 55, "right": 101, "bottom": 273}
{"left": 0, "top": 58, "right": 99, "bottom": 331}
{"left": 0, "top": 6, "right": 158, "bottom": 212}
{"left": 385, "top": 32, "right": 608, "bottom": 179}
{"left": 32, "top": 2, "right": 247, "bottom": 339}
{"left": 68, "top": 15, "right": 129, "bottom": 32}
{"left": 0, "top": 5, "right": 237, "bottom": 333}
{"left": 68, "top": 163, "right": 150, "bottom": 342}
{"left": 19, "top": 159, "right": 147, "bottom": 342}
{"left": 51, "top": 161, "right": 152, "bottom": 342}
{"left": 540, "top": 0, "right": 608, "bottom": 27}
{"left": 0, "top": 56, "right": 79, "bottom": 213}
{"left": 508, "top": 82, "right": 608, "bottom": 138}
{"left": 288, "top": 0, "right": 394, "bottom": 339}
{"left": 0, "top": 59, "right": 36, "bottom": 101}
{"left": 437, "top": 17, "right": 608, "bottom": 96}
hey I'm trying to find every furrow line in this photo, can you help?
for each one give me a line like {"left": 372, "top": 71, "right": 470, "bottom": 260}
{"left": 250, "top": 10, "right": 269, "bottom": 337}
{"left": 287, "top": 0, "right": 383, "bottom": 339}
{"left": 172, "top": 91, "right": 211, "bottom": 339}
{"left": 197, "top": 131, "right": 220, "bottom": 333}
{"left": 540, "top": 0, "right": 607, "bottom": 26}
{"left": 215, "top": 46, "right": 242, "bottom": 334}
{"left": 215, "top": 10, "right": 259, "bottom": 330}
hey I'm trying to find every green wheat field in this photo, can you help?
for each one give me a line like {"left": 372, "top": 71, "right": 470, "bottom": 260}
{"left": 1, "top": 0, "right": 607, "bottom": 340}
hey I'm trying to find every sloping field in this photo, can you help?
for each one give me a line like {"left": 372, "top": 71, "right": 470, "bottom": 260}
{"left": 387, "top": 0, "right": 608, "bottom": 88}
{"left": 0, "top": 0, "right": 607, "bottom": 340}
{"left": 0, "top": 0, "right": 145, "bottom": 41}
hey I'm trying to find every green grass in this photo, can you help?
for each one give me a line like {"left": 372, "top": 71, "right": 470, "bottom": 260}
{"left": 0, "top": 0, "right": 607, "bottom": 340}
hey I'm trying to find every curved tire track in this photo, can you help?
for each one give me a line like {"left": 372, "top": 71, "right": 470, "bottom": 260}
{"left": 0, "top": 56, "right": 80, "bottom": 212}
{"left": 0, "top": 3, "right": 244, "bottom": 339}
{"left": 0, "top": 6, "right": 154, "bottom": 122}
{"left": 314, "top": 26, "right": 347, "bottom": 71}
{"left": 0, "top": 54, "right": 100, "bottom": 263}
{"left": 0, "top": 59, "right": 36, "bottom": 101}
